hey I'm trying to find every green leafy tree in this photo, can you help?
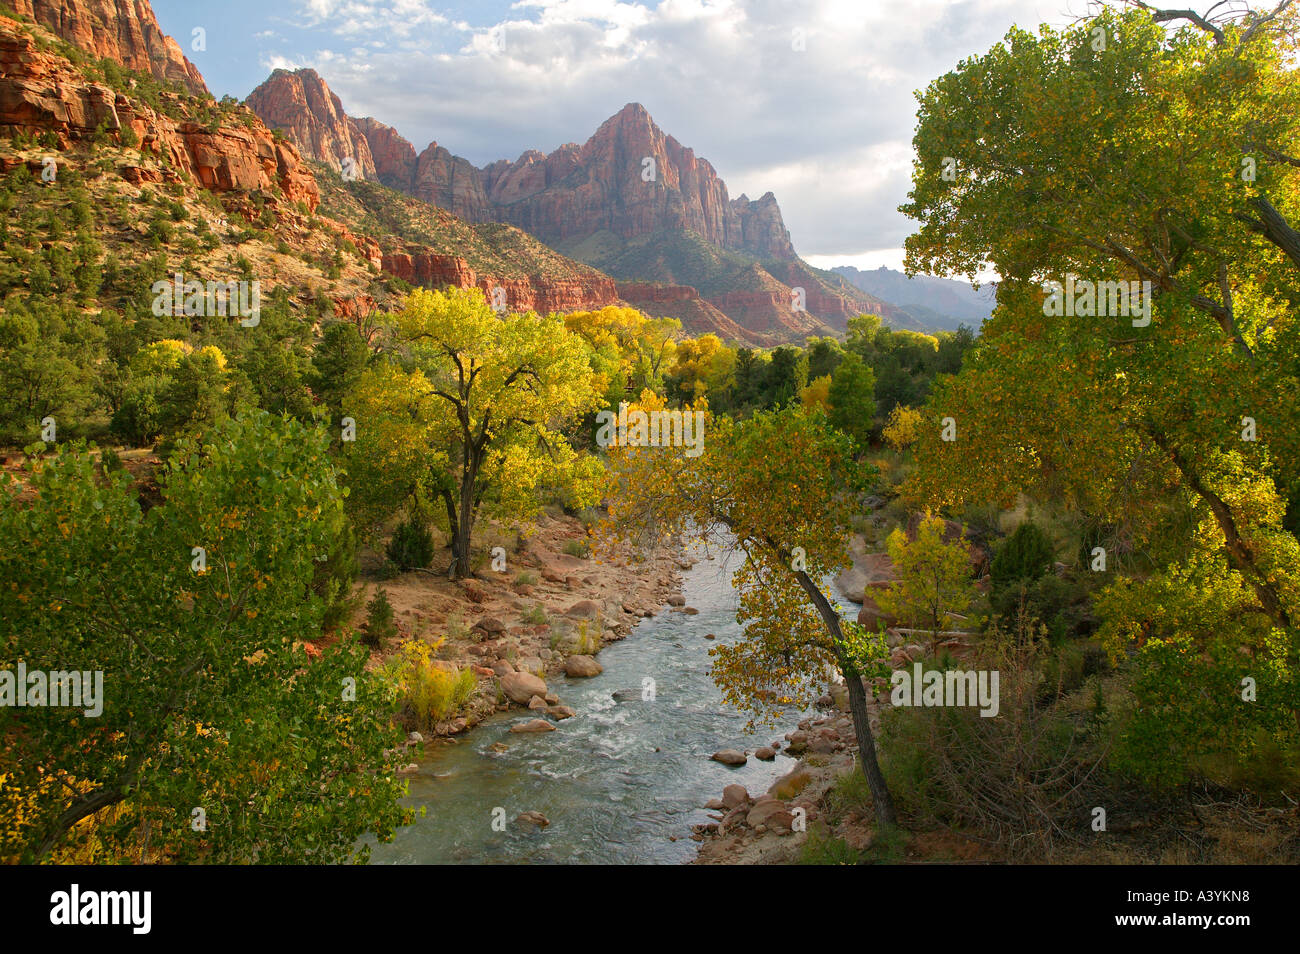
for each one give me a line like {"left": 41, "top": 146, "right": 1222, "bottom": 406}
{"left": 899, "top": 3, "right": 1300, "bottom": 769}
{"left": 347, "top": 287, "right": 602, "bottom": 577}
{"left": 991, "top": 521, "right": 1055, "bottom": 590}
{"left": 0, "top": 412, "right": 412, "bottom": 863}
{"left": 600, "top": 402, "right": 898, "bottom": 828}
{"left": 310, "top": 321, "right": 370, "bottom": 425}
{"left": 827, "top": 351, "right": 877, "bottom": 447}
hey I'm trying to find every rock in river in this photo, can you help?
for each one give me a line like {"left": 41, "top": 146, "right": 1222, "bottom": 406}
{"left": 711, "top": 749, "right": 747, "bottom": 766}
{"left": 500, "top": 670, "right": 548, "bottom": 705}
{"left": 510, "top": 718, "right": 557, "bottom": 734}
{"left": 564, "top": 654, "right": 603, "bottom": 678}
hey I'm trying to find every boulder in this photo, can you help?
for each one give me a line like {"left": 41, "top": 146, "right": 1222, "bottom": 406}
{"left": 564, "top": 654, "right": 603, "bottom": 678}
{"left": 721, "top": 784, "right": 749, "bottom": 809}
{"left": 747, "top": 800, "right": 790, "bottom": 828}
{"left": 711, "top": 749, "right": 747, "bottom": 767}
{"left": 510, "top": 718, "right": 556, "bottom": 733}
{"left": 499, "top": 670, "right": 547, "bottom": 705}
{"left": 565, "top": 599, "right": 602, "bottom": 619}
{"left": 755, "top": 746, "right": 776, "bottom": 761}
{"left": 474, "top": 616, "right": 507, "bottom": 635}
{"left": 516, "top": 656, "right": 545, "bottom": 676}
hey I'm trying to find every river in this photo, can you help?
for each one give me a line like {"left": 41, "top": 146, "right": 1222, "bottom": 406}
{"left": 368, "top": 540, "right": 853, "bottom": 864}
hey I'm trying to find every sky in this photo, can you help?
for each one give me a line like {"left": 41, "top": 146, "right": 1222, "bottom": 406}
{"left": 155, "top": 0, "right": 1083, "bottom": 274}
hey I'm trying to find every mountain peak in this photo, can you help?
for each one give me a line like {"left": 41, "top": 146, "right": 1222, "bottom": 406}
{"left": 247, "top": 68, "right": 377, "bottom": 180}
{"left": 11, "top": 0, "right": 208, "bottom": 95}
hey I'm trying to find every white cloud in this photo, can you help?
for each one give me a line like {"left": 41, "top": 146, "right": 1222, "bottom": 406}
{"left": 275, "top": 0, "right": 1069, "bottom": 263}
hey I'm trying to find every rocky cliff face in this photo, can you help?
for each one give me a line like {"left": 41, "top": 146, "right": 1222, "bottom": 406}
{"left": 382, "top": 248, "right": 620, "bottom": 313}
{"left": 246, "top": 69, "right": 375, "bottom": 181}
{"left": 483, "top": 104, "right": 796, "bottom": 261}
{"left": 12, "top": 0, "right": 207, "bottom": 96}
{"left": 247, "top": 82, "right": 799, "bottom": 262}
{"left": 353, "top": 115, "right": 416, "bottom": 191}
{"left": 412, "top": 141, "right": 493, "bottom": 222}
{"left": 0, "top": 15, "right": 318, "bottom": 210}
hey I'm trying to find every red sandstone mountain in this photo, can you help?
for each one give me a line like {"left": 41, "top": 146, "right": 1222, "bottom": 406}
{"left": 481, "top": 103, "right": 796, "bottom": 262}
{"left": 249, "top": 71, "right": 797, "bottom": 261}
{"left": 353, "top": 116, "right": 416, "bottom": 192}
{"left": 245, "top": 68, "right": 375, "bottom": 181}
{"left": 12, "top": 0, "right": 207, "bottom": 96}
{"left": 0, "top": 3, "right": 630, "bottom": 322}
{"left": 247, "top": 69, "right": 897, "bottom": 341}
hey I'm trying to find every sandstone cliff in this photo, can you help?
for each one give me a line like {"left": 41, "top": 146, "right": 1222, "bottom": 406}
{"left": 246, "top": 68, "right": 375, "bottom": 181}
{"left": 12, "top": 0, "right": 207, "bottom": 96}
{"left": 353, "top": 115, "right": 417, "bottom": 191}
{"left": 0, "top": 15, "right": 318, "bottom": 210}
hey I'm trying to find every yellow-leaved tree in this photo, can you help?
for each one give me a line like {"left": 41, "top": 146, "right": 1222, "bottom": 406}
{"left": 599, "top": 401, "right": 898, "bottom": 828}
{"left": 876, "top": 513, "right": 979, "bottom": 653}
{"left": 348, "top": 287, "right": 603, "bottom": 577}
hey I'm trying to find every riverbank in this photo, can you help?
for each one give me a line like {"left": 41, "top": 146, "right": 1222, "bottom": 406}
{"left": 346, "top": 511, "right": 686, "bottom": 741}
{"left": 365, "top": 535, "right": 815, "bottom": 864}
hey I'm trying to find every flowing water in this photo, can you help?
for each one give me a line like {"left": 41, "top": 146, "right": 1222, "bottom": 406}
{"left": 368, "top": 541, "right": 852, "bottom": 865}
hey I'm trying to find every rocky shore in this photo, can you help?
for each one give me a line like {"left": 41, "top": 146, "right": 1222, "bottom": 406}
{"left": 357, "top": 512, "right": 685, "bottom": 744}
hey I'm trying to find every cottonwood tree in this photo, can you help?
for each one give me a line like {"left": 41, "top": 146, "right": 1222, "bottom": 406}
{"left": 0, "top": 412, "right": 412, "bottom": 863}
{"left": 599, "top": 400, "right": 898, "bottom": 828}
{"left": 348, "top": 287, "right": 602, "bottom": 577}
{"left": 564, "top": 306, "right": 680, "bottom": 408}
{"left": 876, "top": 514, "right": 979, "bottom": 653}
{"left": 899, "top": 2, "right": 1300, "bottom": 773}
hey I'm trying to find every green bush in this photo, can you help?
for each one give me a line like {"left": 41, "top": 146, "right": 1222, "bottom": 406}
{"left": 562, "top": 537, "right": 590, "bottom": 558}
{"left": 991, "top": 521, "right": 1054, "bottom": 590}
{"left": 315, "top": 521, "right": 362, "bottom": 633}
{"left": 385, "top": 514, "right": 434, "bottom": 570}
{"left": 990, "top": 571, "right": 1096, "bottom": 639}
{"left": 362, "top": 587, "right": 397, "bottom": 648}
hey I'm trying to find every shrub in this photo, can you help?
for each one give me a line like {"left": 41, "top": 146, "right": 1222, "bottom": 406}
{"left": 386, "top": 640, "right": 477, "bottom": 730}
{"left": 315, "top": 521, "right": 363, "bottom": 633}
{"left": 798, "top": 824, "right": 863, "bottom": 865}
{"left": 562, "top": 537, "right": 590, "bottom": 558}
{"left": 362, "top": 587, "right": 397, "bottom": 648}
{"left": 98, "top": 447, "right": 123, "bottom": 474}
{"left": 879, "top": 609, "right": 1108, "bottom": 861}
{"left": 991, "top": 521, "right": 1054, "bottom": 590}
{"left": 385, "top": 514, "right": 434, "bottom": 570}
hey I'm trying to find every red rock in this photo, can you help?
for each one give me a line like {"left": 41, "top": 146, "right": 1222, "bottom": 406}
{"left": 413, "top": 141, "right": 493, "bottom": 222}
{"left": 354, "top": 115, "right": 417, "bottom": 191}
{"left": 246, "top": 68, "right": 376, "bottom": 180}
{"left": 380, "top": 249, "right": 620, "bottom": 314}
{"left": 13, "top": 0, "right": 208, "bottom": 96}
{"left": 0, "top": 17, "right": 321, "bottom": 213}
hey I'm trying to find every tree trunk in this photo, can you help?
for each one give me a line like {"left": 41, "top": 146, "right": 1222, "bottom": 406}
{"left": 450, "top": 458, "right": 478, "bottom": 580}
{"left": 843, "top": 665, "right": 898, "bottom": 829}
{"left": 793, "top": 568, "right": 898, "bottom": 830}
